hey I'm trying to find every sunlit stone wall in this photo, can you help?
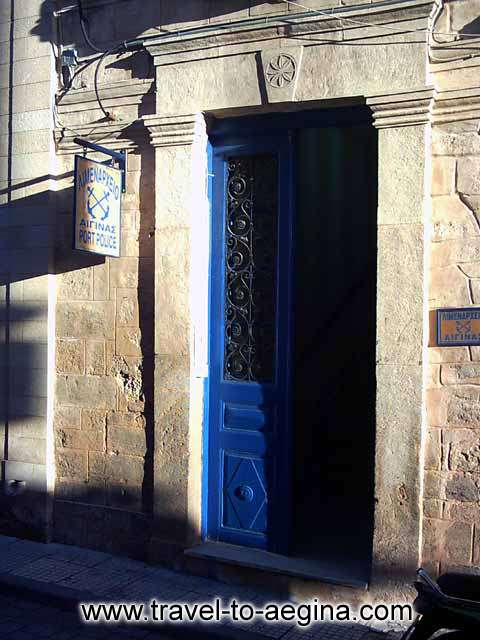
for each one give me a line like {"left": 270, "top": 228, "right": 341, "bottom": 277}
{"left": 423, "top": 0, "right": 480, "bottom": 576}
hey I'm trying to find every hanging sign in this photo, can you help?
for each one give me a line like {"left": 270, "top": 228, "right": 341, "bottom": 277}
{"left": 74, "top": 155, "right": 121, "bottom": 257}
{"left": 436, "top": 307, "right": 480, "bottom": 347}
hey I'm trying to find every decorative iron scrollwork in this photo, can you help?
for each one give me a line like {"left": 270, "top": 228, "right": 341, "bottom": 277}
{"left": 224, "top": 155, "right": 278, "bottom": 382}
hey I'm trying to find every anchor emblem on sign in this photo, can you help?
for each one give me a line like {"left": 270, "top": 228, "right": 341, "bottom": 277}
{"left": 87, "top": 187, "right": 110, "bottom": 221}
{"left": 456, "top": 320, "right": 472, "bottom": 334}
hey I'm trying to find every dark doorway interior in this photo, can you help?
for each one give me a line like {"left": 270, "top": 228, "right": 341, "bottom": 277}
{"left": 292, "top": 123, "right": 378, "bottom": 583}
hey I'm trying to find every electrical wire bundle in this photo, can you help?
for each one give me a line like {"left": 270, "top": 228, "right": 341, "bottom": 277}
{"left": 54, "top": 0, "right": 480, "bottom": 139}
{"left": 54, "top": 1, "right": 146, "bottom": 139}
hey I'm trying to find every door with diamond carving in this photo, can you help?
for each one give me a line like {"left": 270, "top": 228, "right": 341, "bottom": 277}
{"left": 207, "top": 135, "right": 293, "bottom": 552}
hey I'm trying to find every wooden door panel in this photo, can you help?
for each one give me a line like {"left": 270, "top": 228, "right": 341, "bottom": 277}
{"left": 208, "top": 137, "right": 293, "bottom": 552}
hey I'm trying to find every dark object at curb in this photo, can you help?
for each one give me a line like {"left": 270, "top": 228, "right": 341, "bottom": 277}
{"left": 0, "top": 572, "right": 270, "bottom": 640}
{"left": 401, "top": 568, "right": 480, "bottom": 639}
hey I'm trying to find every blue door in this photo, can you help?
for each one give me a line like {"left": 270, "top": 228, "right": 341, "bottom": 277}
{"left": 207, "top": 134, "right": 293, "bottom": 553}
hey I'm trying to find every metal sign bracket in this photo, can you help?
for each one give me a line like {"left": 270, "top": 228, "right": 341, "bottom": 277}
{"left": 73, "top": 137, "right": 127, "bottom": 193}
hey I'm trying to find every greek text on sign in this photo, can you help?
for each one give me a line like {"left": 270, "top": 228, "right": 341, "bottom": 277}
{"left": 74, "top": 155, "right": 121, "bottom": 257}
{"left": 436, "top": 308, "right": 480, "bottom": 347}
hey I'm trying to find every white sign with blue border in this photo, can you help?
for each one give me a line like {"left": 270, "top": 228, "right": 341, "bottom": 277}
{"left": 74, "top": 155, "right": 121, "bottom": 257}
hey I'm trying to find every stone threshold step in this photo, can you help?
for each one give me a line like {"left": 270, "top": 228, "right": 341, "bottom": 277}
{"left": 185, "top": 542, "right": 369, "bottom": 590}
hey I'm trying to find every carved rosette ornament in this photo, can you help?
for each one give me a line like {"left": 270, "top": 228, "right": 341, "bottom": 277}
{"left": 265, "top": 53, "right": 297, "bottom": 88}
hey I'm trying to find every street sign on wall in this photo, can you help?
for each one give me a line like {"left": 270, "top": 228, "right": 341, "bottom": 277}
{"left": 74, "top": 155, "right": 121, "bottom": 257}
{"left": 436, "top": 308, "right": 480, "bottom": 347}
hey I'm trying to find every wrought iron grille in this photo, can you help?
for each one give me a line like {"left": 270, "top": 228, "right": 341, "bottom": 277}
{"left": 223, "top": 154, "right": 278, "bottom": 382}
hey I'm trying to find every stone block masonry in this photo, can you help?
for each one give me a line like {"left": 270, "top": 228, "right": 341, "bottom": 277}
{"left": 0, "top": 0, "right": 55, "bottom": 539}
{"left": 53, "top": 144, "right": 155, "bottom": 556}
{"left": 424, "top": 113, "right": 480, "bottom": 574}
{"left": 421, "top": 1, "right": 480, "bottom": 576}
{"left": 50, "top": 0, "right": 159, "bottom": 555}
{"left": 2, "top": 0, "right": 478, "bottom": 607}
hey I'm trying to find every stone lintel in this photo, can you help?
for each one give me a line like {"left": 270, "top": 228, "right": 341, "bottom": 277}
{"left": 431, "top": 87, "right": 480, "bottom": 125}
{"left": 145, "top": 0, "right": 434, "bottom": 65}
{"left": 143, "top": 113, "right": 206, "bottom": 148}
{"left": 430, "top": 37, "right": 480, "bottom": 65}
{"left": 55, "top": 121, "right": 148, "bottom": 154}
{"left": 57, "top": 79, "right": 154, "bottom": 110}
{"left": 367, "top": 87, "right": 434, "bottom": 128}
{"left": 54, "top": 78, "right": 154, "bottom": 154}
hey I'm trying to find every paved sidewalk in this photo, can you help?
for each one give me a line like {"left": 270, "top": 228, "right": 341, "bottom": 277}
{"left": 0, "top": 535, "right": 398, "bottom": 640}
{"left": 0, "top": 590, "right": 174, "bottom": 640}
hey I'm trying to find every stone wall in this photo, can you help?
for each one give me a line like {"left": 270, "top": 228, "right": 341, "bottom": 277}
{"left": 423, "top": 0, "right": 480, "bottom": 575}
{"left": 52, "top": 145, "right": 155, "bottom": 557}
{"left": 48, "top": 0, "right": 204, "bottom": 561}
{"left": 49, "top": 0, "right": 159, "bottom": 558}
{"left": 47, "top": 0, "right": 435, "bottom": 593}
{"left": 424, "top": 135, "right": 480, "bottom": 567}
{"left": 425, "top": 123, "right": 480, "bottom": 573}
{"left": 0, "top": 0, "right": 55, "bottom": 539}
{"left": 7, "top": 0, "right": 480, "bottom": 600}
{"left": 144, "top": 0, "right": 433, "bottom": 600}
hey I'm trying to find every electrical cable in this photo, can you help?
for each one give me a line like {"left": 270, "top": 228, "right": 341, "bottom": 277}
{"left": 63, "top": 1, "right": 147, "bottom": 119}
{"left": 55, "top": 38, "right": 147, "bottom": 132}
{"left": 57, "top": 50, "right": 105, "bottom": 98}
{"left": 75, "top": 0, "right": 149, "bottom": 119}
{"left": 77, "top": 0, "right": 107, "bottom": 53}
{"left": 61, "top": 0, "right": 480, "bottom": 130}
{"left": 53, "top": 102, "right": 142, "bottom": 142}
{"left": 94, "top": 45, "right": 121, "bottom": 120}
{"left": 280, "top": 1, "right": 480, "bottom": 132}
{"left": 425, "top": 0, "right": 479, "bottom": 64}
{"left": 281, "top": 0, "right": 480, "bottom": 39}
{"left": 282, "top": 0, "right": 427, "bottom": 35}
{"left": 53, "top": 104, "right": 102, "bottom": 140}
{"left": 426, "top": 0, "right": 476, "bottom": 63}
{"left": 429, "top": 0, "right": 445, "bottom": 46}
{"left": 93, "top": 39, "right": 146, "bottom": 120}
{"left": 282, "top": 0, "right": 480, "bottom": 64}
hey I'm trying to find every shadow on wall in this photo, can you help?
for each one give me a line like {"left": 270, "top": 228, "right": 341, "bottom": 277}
{"left": 0, "top": 486, "right": 197, "bottom": 566}
{"left": 1, "top": 1, "right": 158, "bottom": 552}
{"left": 3, "top": 0, "right": 418, "bottom": 588}
{"left": 31, "top": 1, "right": 287, "bottom": 98}
{"left": 0, "top": 158, "right": 157, "bottom": 546}
{"left": 32, "top": 1, "right": 285, "bottom": 46}
{"left": 459, "top": 16, "right": 480, "bottom": 36}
